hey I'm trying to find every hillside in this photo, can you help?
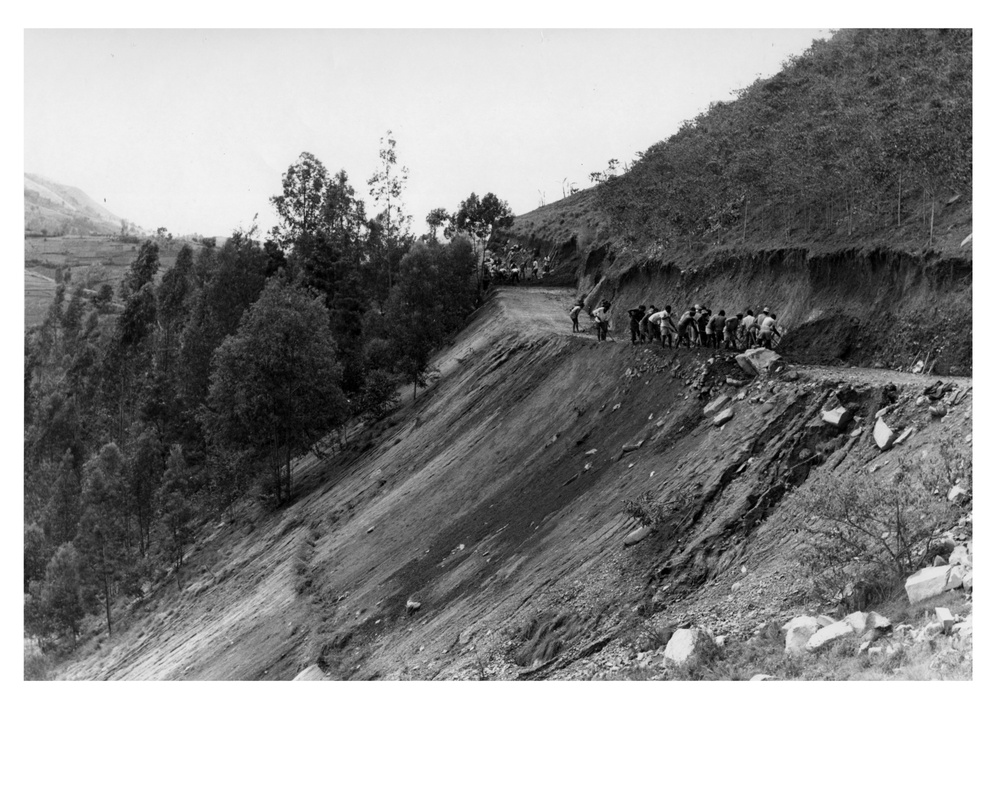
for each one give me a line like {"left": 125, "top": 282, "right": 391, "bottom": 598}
{"left": 54, "top": 286, "right": 972, "bottom": 680}
{"left": 501, "top": 29, "right": 972, "bottom": 376}
{"left": 24, "top": 173, "right": 128, "bottom": 237}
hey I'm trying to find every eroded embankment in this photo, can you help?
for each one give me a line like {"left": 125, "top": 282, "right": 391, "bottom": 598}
{"left": 55, "top": 288, "right": 972, "bottom": 681}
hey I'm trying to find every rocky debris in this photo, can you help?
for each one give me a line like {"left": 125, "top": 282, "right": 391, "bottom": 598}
{"left": 713, "top": 408, "right": 735, "bottom": 427}
{"left": 662, "top": 627, "right": 716, "bottom": 666}
{"left": 821, "top": 406, "right": 853, "bottom": 429}
{"left": 784, "top": 616, "right": 820, "bottom": 654}
{"left": 406, "top": 598, "right": 422, "bottom": 613}
{"left": 621, "top": 440, "right": 644, "bottom": 453}
{"left": 781, "top": 370, "right": 800, "bottom": 382}
{"left": 953, "top": 614, "right": 973, "bottom": 639}
{"left": 873, "top": 417, "right": 895, "bottom": 451}
{"left": 817, "top": 615, "right": 837, "bottom": 627}
{"left": 806, "top": 619, "right": 855, "bottom": 652}
{"left": 703, "top": 395, "right": 730, "bottom": 416}
{"left": 895, "top": 427, "right": 915, "bottom": 445}
{"left": 292, "top": 664, "right": 327, "bottom": 681}
{"left": 935, "top": 607, "right": 955, "bottom": 634}
{"left": 749, "top": 674, "right": 776, "bottom": 681}
{"left": 949, "top": 545, "right": 972, "bottom": 569}
{"left": 947, "top": 484, "right": 968, "bottom": 503}
{"left": 726, "top": 377, "right": 747, "bottom": 387}
{"left": 844, "top": 611, "right": 868, "bottom": 633}
{"left": 962, "top": 570, "right": 973, "bottom": 590}
{"left": 867, "top": 612, "right": 892, "bottom": 632}
{"left": 736, "top": 347, "right": 784, "bottom": 377}
{"left": 904, "top": 565, "right": 965, "bottom": 604}
{"left": 929, "top": 405, "right": 947, "bottom": 418}
{"left": 623, "top": 526, "right": 654, "bottom": 547}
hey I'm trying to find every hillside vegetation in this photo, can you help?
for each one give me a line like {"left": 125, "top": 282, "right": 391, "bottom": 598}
{"left": 598, "top": 29, "right": 972, "bottom": 258}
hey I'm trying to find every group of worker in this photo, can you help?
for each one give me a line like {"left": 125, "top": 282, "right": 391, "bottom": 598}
{"left": 487, "top": 246, "right": 551, "bottom": 284}
{"left": 570, "top": 299, "right": 781, "bottom": 350}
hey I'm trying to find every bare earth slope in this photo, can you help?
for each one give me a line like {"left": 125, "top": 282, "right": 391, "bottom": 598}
{"left": 56, "top": 287, "right": 971, "bottom": 680}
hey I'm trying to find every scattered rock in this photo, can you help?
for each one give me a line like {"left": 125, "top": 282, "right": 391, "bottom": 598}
{"left": 817, "top": 615, "right": 837, "bottom": 627}
{"left": 781, "top": 370, "right": 800, "bottom": 382}
{"left": 962, "top": 569, "right": 973, "bottom": 590}
{"left": 736, "top": 347, "right": 784, "bottom": 377}
{"left": 849, "top": 427, "right": 863, "bottom": 438}
{"left": 703, "top": 395, "right": 730, "bottom": 416}
{"left": 713, "top": 408, "right": 735, "bottom": 427}
{"left": 623, "top": 526, "right": 654, "bottom": 547}
{"left": 873, "top": 417, "right": 895, "bottom": 451}
{"left": 947, "top": 484, "right": 968, "bottom": 503}
{"left": 585, "top": 449, "right": 598, "bottom": 455}
{"left": 866, "top": 612, "right": 892, "bottom": 632}
{"left": 621, "top": 440, "right": 644, "bottom": 453}
{"left": 844, "top": 611, "right": 868, "bottom": 633}
{"left": 929, "top": 405, "right": 947, "bottom": 418}
{"left": 821, "top": 406, "right": 854, "bottom": 429}
{"left": 895, "top": 427, "right": 915, "bottom": 445}
{"left": 292, "top": 665, "right": 327, "bottom": 681}
{"left": 807, "top": 620, "right": 855, "bottom": 651}
{"left": 904, "top": 565, "right": 964, "bottom": 604}
{"left": 749, "top": 674, "right": 776, "bottom": 681}
{"left": 934, "top": 607, "right": 955, "bottom": 634}
{"left": 662, "top": 628, "right": 716, "bottom": 666}
{"left": 406, "top": 598, "right": 422, "bottom": 613}
{"left": 948, "top": 545, "right": 971, "bottom": 568}
{"left": 784, "top": 616, "right": 820, "bottom": 654}
{"left": 726, "top": 377, "right": 747, "bottom": 387}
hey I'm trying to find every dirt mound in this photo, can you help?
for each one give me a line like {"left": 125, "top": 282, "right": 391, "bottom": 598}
{"left": 777, "top": 312, "right": 860, "bottom": 365}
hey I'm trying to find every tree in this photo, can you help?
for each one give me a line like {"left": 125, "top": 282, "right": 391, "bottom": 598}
{"left": 40, "top": 543, "right": 86, "bottom": 638}
{"left": 77, "top": 443, "right": 130, "bottom": 635}
{"left": 452, "top": 192, "right": 513, "bottom": 292}
{"left": 425, "top": 207, "right": 451, "bottom": 240}
{"left": 126, "top": 422, "right": 163, "bottom": 557}
{"left": 270, "top": 152, "right": 330, "bottom": 248}
{"left": 367, "top": 130, "right": 411, "bottom": 296}
{"left": 204, "top": 276, "right": 349, "bottom": 504}
{"left": 157, "top": 444, "right": 195, "bottom": 588}
{"left": 120, "top": 240, "right": 160, "bottom": 301}
{"left": 42, "top": 449, "right": 81, "bottom": 545}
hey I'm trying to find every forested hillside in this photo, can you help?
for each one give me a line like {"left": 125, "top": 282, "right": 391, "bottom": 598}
{"left": 24, "top": 140, "right": 512, "bottom": 651}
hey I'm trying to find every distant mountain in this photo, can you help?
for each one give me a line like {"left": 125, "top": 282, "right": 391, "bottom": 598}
{"left": 24, "top": 173, "right": 136, "bottom": 236}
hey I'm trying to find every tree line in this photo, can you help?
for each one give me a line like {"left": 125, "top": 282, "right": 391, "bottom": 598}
{"left": 24, "top": 134, "right": 513, "bottom": 647}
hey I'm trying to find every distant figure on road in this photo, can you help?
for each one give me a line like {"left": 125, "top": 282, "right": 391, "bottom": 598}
{"left": 592, "top": 300, "right": 611, "bottom": 341}
{"left": 640, "top": 305, "right": 657, "bottom": 343}
{"left": 724, "top": 311, "right": 741, "bottom": 351}
{"left": 711, "top": 309, "right": 727, "bottom": 349}
{"left": 649, "top": 305, "right": 677, "bottom": 348}
{"left": 532, "top": 259, "right": 539, "bottom": 280}
{"left": 627, "top": 305, "right": 646, "bottom": 346}
{"left": 742, "top": 308, "right": 757, "bottom": 348}
{"left": 570, "top": 302, "right": 583, "bottom": 332}
{"left": 759, "top": 312, "right": 778, "bottom": 349}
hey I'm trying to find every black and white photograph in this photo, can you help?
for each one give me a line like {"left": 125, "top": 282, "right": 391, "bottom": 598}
{"left": 15, "top": 12, "right": 985, "bottom": 794}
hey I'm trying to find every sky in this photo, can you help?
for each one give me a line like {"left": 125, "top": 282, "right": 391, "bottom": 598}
{"left": 24, "top": 28, "right": 830, "bottom": 238}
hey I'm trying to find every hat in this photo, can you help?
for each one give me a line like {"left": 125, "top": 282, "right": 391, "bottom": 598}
{"left": 763, "top": 307, "right": 770, "bottom": 313}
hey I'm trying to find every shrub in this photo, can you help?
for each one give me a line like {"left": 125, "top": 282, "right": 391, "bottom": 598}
{"left": 357, "top": 368, "right": 400, "bottom": 423}
{"left": 796, "top": 458, "right": 955, "bottom": 611}
{"left": 623, "top": 491, "right": 669, "bottom": 527}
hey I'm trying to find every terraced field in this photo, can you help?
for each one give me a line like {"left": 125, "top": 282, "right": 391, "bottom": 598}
{"left": 25, "top": 269, "right": 55, "bottom": 329}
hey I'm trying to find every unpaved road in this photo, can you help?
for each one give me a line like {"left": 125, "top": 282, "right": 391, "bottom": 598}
{"left": 493, "top": 285, "right": 972, "bottom": 387}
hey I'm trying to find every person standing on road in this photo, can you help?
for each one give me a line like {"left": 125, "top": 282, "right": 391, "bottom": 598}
{"left": 759, "top": 312, "right": 778, "bottom": 349}
{"left": 592, "top": 300, "right": 611, "bottom": 342}
{"left": 570, "top": 301, "right": 583, "bottom": 333}
{"left": 724, "top": 311, "right": 740, "bottom": 351}
{"left": 676, "top": 307, "right": 697, "bottom": 348}
{"left": 649, "top": 305, "right": 677, "bottom": 348}
{"left": 742, "top": 308, "right": 757, "bottom": 348}
{"left": 711, "top": 309, "right": 727, "bottom": 349}
{"left": 627, "top": 305, "right": 646, "bottom": 346}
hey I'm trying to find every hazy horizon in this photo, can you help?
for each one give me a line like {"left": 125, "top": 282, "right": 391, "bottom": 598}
{"left": 25, "top": 28, "right": 828, "bottom": 238}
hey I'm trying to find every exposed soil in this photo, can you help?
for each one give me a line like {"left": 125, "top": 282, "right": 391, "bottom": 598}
{"left": 53, "top": 286, "right": 972, "bottom": 681}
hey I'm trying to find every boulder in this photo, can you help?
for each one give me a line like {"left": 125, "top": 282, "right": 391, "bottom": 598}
{"left": 703, "top": 395, "right": 730, "bottom": 416}
{"left": 623, "top": 526, "right": 654, "bottom": 547}
{"left": 784, "top": 616, "right": 820, "bottom": 654}
{"left": 806, "top": 619, "right": 856, "bottom": 651}
{"left": 947, "top": 484, "right": 968, "bottom": 503}
{"left": 962, "top": 569, "right": 973, "bottom": 590}
{"left": 873, "top": 417, "right": 895, "bottom": 451}
{"left": 904, "top": 565, "right": 964, "bottom": 604}
{"left": 866, "top": 612, "right": 892, "bottom": 632}
{"left": 948, "top": 545, "right": 971, "bottom": 568}
{"left": 736, "top": 347, "right": 785, "bottom": 377}
{"left": 662, "top": 628, "right": 716, "bottom": 666}
{"left": 292, "top": 665, "right": 327, "bottom": 681}
{"left": 929, "top": 405, "right": 947, "bottom": 418}
{"left": 817, "top": 614, "right": 837, "bottom": 627}
{"left": 821, "top": 406, "right": 854, "bottom": 429}
{"left": 934, "top": 607, "right": 955, "bottom": 634}
{"left": 713, "top": 408, "right": 735, "bottom": 427}
{"left": 844, "top": 612, "right": 868, "bottom": 634}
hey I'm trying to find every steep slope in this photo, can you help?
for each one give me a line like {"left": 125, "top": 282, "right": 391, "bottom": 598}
{"left": 56, "top": 287, "right": 972, "bottom": 680}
